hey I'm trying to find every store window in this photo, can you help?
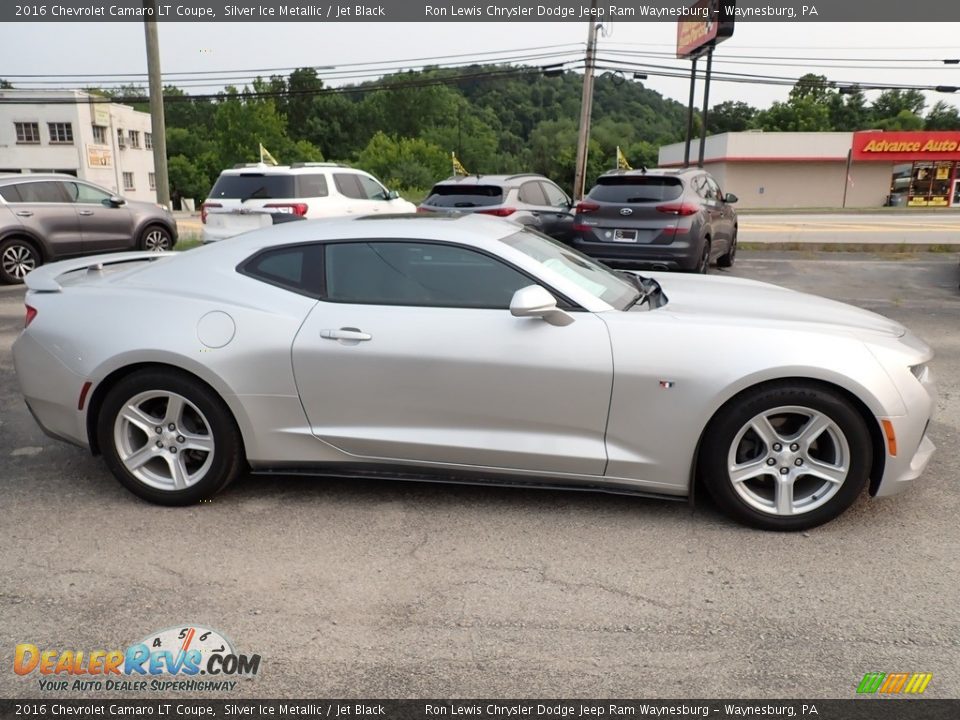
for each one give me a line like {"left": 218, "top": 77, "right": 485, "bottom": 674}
{"left": 903, "top": 161, "right": 957, "bottom": 207}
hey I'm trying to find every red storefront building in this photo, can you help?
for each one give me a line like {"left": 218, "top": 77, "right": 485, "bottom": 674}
{"left": 659, "top": 130, "right": 960, "bottom": 209}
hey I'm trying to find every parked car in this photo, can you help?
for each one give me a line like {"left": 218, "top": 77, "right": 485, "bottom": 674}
{"left": 572, "top": 167, "right": 738, "bottom": 273}
{"left": 13, "top": 214, "right": 935, "bottom": 531}
{"left": 419, "top": 174, "right": 575, "bottom": 242}
{"left": 201, "top": 163, "right": 416, "bottom": 243}
{"left": 0, "top": 173, "right": 176, "bottom": 284}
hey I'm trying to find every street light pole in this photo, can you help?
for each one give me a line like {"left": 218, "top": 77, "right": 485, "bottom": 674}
{"left": 572, "top": 0, "right": 600, "bottom": 202}
{"left": 143, "top": 0, "right": 170, "bottom": 208}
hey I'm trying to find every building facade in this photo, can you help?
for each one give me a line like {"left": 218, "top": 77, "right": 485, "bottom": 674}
{"left": 0, "top": 89, "right": 158, "bottom": 204}
{"left": 659, "top": 131, "right": 960, "bottom": 209}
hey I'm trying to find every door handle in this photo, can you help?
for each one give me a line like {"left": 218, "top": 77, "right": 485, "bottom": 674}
{"left": 320, "top": 328, "right": 372, "bottom": 342}
{"left": 78, "top": 210, "right": 95, "bottom": 216}
{"left": 15, "top": 211, "right": 33, "bottom": 217}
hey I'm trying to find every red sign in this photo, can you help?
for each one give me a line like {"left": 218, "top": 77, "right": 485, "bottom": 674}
{"left": 852, "top": 131, "right": 960, "bottom": 162}
{"left": 676, "top": 0, "right": 735, "bottom": 59}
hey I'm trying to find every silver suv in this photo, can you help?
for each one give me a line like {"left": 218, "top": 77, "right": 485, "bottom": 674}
{"left": 0, "top": 173, "right": 177, "bottom": 284}
{"left": 418, "top": 174, "right": 576, "bottom": 243}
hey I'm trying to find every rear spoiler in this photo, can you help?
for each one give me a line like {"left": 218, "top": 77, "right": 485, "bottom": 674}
{"left": 24, "top": 252, "right": 176, "bottom": 292}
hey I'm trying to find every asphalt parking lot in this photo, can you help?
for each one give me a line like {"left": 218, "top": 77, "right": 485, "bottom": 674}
{"left": 1, "top": 251, "right": 958, "bottom": 700}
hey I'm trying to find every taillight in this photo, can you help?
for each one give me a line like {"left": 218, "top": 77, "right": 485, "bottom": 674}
{"left": 24, "top": 304, "right": 37, "bottom": 328}
{"left": 575, "top": 201, "right": 600, "bottom": 214}
{"left": 661, "top": 226, "right": 690, "bottom": 236}
{"left": 264, "top": 203, "right": 308, "bottom": 217}
{"left": 572, "top": 224, "right": 591, "bottom": 233}
{"left": 416, "top": 206, "right": 434, "bottom": 213}
{"left": 656, "top": 202, "right": 698, "bottom": 216}
{"left": 476, "top": 207, "right": 516, "bottom": 217}
{"left": 200, "top": 202, "right": 221, "bottom": 224}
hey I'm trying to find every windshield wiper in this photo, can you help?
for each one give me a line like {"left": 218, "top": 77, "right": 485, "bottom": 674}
{"left": 618, "top": 270, "right": 662, "bottom": 310}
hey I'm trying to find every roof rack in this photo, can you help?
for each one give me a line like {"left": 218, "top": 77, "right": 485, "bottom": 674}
{"left": 289, "top": 162, "right": 349, "bottom": 169}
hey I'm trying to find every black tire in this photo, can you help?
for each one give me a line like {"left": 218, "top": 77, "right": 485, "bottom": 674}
{"left": 698, "top": 382, "right": 872, "bottom": 531}
{"left": 0, "top": 237, "right": 41, "bottom": 284}
{"left": 97, "top": 370, "right": 244, "bottom": 506}
{"left": 689, "top": 238, "right": 710, "bottom": 274}
{"left": 717, "top": 227, "right": 738, "bottom": 268}
{"left": 139, "top": 225, "right": 174, "bottom": 252}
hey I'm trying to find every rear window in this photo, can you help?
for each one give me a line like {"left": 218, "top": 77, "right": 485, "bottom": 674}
{"left": 208, "top": 173, "right": 296, "bottom": 200}
{"left": 588, "top": 176, "right": 683, "bottom": 203}
{"left": 424, "top": 184, "right": 504, "bottom": 208}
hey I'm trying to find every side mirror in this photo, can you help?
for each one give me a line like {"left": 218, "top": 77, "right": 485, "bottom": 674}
{"left": 724, "top": 193, "right": 738, "bottom": 204}
{"left": 107, "top": 195, "right": 126, "bottom": 207}
{"left": 386, "top": 189, "right": 400, "bottom": 200}
{"left": 509, "top": 285, "right": 574, "bottom": 327}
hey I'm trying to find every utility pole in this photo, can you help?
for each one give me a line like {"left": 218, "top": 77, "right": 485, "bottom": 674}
{"left": 697, "top": 47, "right": 714, "bottom": 169}
{"left": 572, "top": 0, "right": 600, "bottom": 202}
{"left": 143, "top": 0, "right": 170, "bottom": 208}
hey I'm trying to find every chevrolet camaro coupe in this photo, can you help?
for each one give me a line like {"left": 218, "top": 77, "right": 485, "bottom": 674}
{"left": 12, "top": 214, "right": 936, "bottom": 530}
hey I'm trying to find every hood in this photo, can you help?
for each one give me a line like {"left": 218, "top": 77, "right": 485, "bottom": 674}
{"left": 644, "top": 272, "right": 906, "bottom": 338}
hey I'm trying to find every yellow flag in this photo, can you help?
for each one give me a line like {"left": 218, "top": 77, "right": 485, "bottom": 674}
{"left": 452, "top": 152, "right": 469, "bottom": 176}
{"left": 259, "top": 143, "right": 279, "bottom": 166}
{"left": 616, "top": 146, "right": 632, "bottom": 171}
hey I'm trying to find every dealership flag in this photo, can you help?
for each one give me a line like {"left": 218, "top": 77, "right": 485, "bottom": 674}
{"left": 617, "top": 146, "right": 633, "bottom": 171}
{"left": 452, "top": 152, "right": 469, "bottom": 176}
{"left": 259, "top": 143, "right": 279, "bottom": 166}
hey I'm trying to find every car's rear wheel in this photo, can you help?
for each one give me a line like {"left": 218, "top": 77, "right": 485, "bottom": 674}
{"left": 690, "top": 238, "right": 710, "bottom": 274}
{"left": 698, "top": 382, "right": 871, "bottom": 531}
{"left": 717, "top": 228, "right": 738, "bottom": 268}
{"left": 97, "top": 370, "right": 243, "bottom": 505}
{"left": 0, "top": 237, "right": 41, "bottom": 284}
{"left": 140, "top": 225, "right": 173, "bottom": 252}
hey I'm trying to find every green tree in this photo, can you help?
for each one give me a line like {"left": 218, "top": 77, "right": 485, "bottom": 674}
{"left": 708, "top": 101, "right": 758, "bottom": 133}
{"left": 875, "top": 109, "right": 925, "bottom": 131}
{"left": 872, "top": 89, "right": 926, "bottom": 121}
{"left": 167, "top": 155, "right": 210, "bottom": 208}
{"left": 925, "top": 100, "right": 960, "bottom": 130}
{"left": 356, "top": 132, "right": 450, "bottom": 189}
{"left": 756, "top": 97, "right": 831, "bottom": 131}
{"left": 827, "top": 87, "right": 872, "bottom": 131}
{"left": 0, "top": 79, "right": 12, "bottom": 89}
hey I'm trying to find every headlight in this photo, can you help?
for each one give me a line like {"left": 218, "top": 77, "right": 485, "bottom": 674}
{"left": 910, "top": 363, "right": 928, "bottom": 382}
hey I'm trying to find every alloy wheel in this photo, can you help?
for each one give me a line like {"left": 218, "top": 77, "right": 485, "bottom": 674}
{"left": 143, "top": 229, "right": 171, "bottom": 251}
{"left": 726, "top": 405, "right": 850, "bottom": 516}
{"left": 2, "top": 244, "right": 37, "bottom": 279}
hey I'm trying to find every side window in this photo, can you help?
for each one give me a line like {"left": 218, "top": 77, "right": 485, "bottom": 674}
{"left": 15, "top": 181, "right": 69, "bottom": 203}
{"left": 541, "top": 181, "right": 570, "bottom": 208}
{"left": 357, "top": 175, "right": 388, "bottom": 200}
{"left": 324, "top": 241, "right": 532, "bottom": 309}
{"left": 0, "top": 185, "right": 23, "bottom": 203}
{"left": 700, "top": 176, "right": 717, "bottom": 201}
{"left": 241, "top": 244, "right": 324, "bottom": 296}
{"left": 66, "top": 182, "right": 112, "bottom": 204}
{"left": 296, "top": 174, "right": 329, "bottom": 198}
{"left": 707, "top": 176, "right": 723, "bottom": 200}
{"left": 333, "top": 173, "right": 365, "bottom": 200}
{"left": 518, "top": 181, "right": 547, "bottom": 206}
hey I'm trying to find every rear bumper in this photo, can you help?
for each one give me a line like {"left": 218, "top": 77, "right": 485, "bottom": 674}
{"left": 570, "top": 236, "right": 699, "bottom": 270}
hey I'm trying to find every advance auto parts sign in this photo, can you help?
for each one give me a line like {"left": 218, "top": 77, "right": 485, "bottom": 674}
{"left": 852, "top": 131, "right": 960, "bottom": 162}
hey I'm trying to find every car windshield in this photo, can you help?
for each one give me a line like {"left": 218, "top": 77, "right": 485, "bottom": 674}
{"left": 424, "top": 185, "right": 503, "bottom": 208}
{"left": 589, "top": 176, "right": 683, "bottom": 203}
{"left": 500, "top": 230, "right": 641, "bottom": 310}
{"left": 208, "top": 173, "right": 296, "bottom": 200}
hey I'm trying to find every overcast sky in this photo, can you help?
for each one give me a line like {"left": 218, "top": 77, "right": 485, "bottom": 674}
{"left": 3, "top": 22, "right": 960, "bottom": 113}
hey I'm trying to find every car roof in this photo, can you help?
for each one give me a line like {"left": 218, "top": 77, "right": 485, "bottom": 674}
{"left": 0, "top": 173, "right": 85, "bottom": 184}
{"left": 598, "top": 167, "right": 699, "bottom": 179}
{"left": 217, "top": 163, "right": 361, "bottom": 176}
{"left": 430, "top": 173, "right": 549, "bottom": 187}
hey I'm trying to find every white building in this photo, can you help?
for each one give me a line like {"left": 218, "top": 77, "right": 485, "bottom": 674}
{"left": 0, "top": 89, "right": 159, "bottom": 204}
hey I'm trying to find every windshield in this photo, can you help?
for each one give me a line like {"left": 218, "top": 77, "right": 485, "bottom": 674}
{"left": 424, "top": 185, "right": 503, "bottom": 208}
{"left": 500, "top": 230, "right": 640, "bottom": 310}
{"left": 589, "top": 176, "right": 683, "bottom": 203}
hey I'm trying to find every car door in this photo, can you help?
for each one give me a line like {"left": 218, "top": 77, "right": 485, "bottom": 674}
{"left": 62, "top": 180, "right": 135, "bottom": 252}
{"left": 332, "top": 173, "right": 386, "bottom": 215}
{"left": 706, "top": 175, "right": 736, "bottom": 248}
{"left": 538, "top": 180, "right": 575, "bottom": 242}
{"left": 700, "top": 175, "right": 729, "bottom": 247}
{"left": 0, "top": 180, "right": 82, "bottom": 257}
{"left": 290, "top": 239, "right": 613, "bottom": 476}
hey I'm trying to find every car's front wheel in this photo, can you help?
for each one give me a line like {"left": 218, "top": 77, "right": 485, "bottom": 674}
{"left": 717, "top": 228, "right": 738, "bottom": 268}
{"left": 140, "top": 225, "right": 173, "bottom": 252}
{"left": 0, "top": 237, "right": 41, "bottom": 284}
{"left": 97, "top": 370, "right": 244, "bottom": 505}
{"left": 698, "top": 382, "right": 871, "bottom": 531}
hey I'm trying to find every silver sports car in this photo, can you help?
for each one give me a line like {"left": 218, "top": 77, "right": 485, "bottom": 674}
{"left": 12, "top": 214, "right": 936, "bottom": 530}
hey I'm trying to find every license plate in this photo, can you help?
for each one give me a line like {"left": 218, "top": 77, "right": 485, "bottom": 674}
{"left": 612, "top": 229, "right": 638, "bottom": 242}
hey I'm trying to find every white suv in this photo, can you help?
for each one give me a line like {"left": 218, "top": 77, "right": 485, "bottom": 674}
{"left": 201, "top": 163, "right": 416, "bottom": 242}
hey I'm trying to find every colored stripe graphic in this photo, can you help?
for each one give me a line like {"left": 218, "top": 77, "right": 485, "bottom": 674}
{"left": 857, "top": 672, "right": 932, "bottom": 694}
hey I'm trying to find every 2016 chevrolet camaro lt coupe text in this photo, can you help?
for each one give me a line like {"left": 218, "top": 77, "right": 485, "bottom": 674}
{"left": 13, "top": 215, "right": 936, "bottom": 530}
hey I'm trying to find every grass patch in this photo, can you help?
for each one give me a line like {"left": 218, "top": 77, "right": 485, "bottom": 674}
{"left": 176, "top": 235, "right": 201, "bottom": 251}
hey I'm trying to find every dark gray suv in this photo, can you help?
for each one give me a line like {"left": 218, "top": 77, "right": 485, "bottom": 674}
{"left": 418, "top": 174, "right": 575, "bottom": 242}
{"left": 572, "top": 168, "right": 738, "bottom": 273}
{"left": 0, "top": 174, "right": 177, "bottom": 284}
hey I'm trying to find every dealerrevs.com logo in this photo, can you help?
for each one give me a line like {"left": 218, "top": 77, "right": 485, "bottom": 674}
{"left": 15, "top": 625, "right": 261, "bottom": 692}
